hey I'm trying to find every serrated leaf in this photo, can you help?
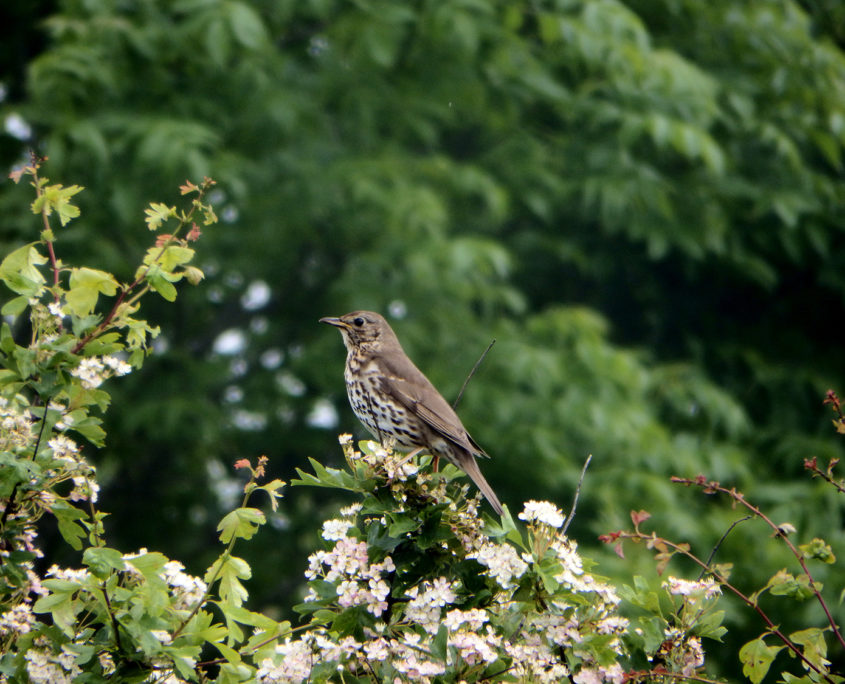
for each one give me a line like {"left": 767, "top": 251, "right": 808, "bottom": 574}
{"left": 739, "top": 637, "right": 783, "bottom": 684}
{"left": 291, "top": 457, "right": 360, "bottom": 491}
{"left": 66, "top": 267, "right": 120, "bottom": 316}
{"left": 148, "top": 245, "right": 195, "bottom": 271}
{"left": 52, "top": 500, "right": 87, "bottom": 550}
{"left": 32, "top": 183, "right": 83, "bottom": 226}
{"left": 256, "top": 478, "right": 286, "bottom": 511}
{"left": 33, "top": 584, "right": 78, "bottom": 635}
{"left": 217, "top": 507, "right": 266, "bottom": 543}
{"left": 144, "top": 202, "right": 177, "bottom": 231}
{"left": 83, "top": 546, "right": 126, "bottom": 579}
{"left": 211, "top": 556, "right": 251, "bottom": 607}
{"left": 0, "top": 243, "right": 47, "bottom": 297}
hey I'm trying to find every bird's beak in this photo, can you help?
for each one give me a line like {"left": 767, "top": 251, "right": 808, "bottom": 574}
{"left": 319, "top": 316, "right": 348, "bottom": 328}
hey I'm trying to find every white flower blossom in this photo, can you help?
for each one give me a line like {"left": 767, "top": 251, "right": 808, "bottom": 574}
{"left": 321, "top": 518, "right": 353, "bottom": 541}
{"left": 469, "top": 540, "right": 528, "bottom": 589}
{"left": 0, "top": 603, "right": 36, "bottom": 637}
{"left": 663, "top": 576, "right": 721, "bottom": 599}
{"left": 519, "top": 500, "right": 566, "bottom": 528}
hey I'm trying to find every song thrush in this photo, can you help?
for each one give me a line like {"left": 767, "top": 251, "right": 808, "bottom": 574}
{"left": 320, "top": 311, "right": 503, "bottom": 515}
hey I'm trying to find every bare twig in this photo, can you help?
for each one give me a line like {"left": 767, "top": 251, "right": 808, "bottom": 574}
{"left": 452, "top": 339, "right": 496, "bottom": 410}
{"left": 804, "top": 456, "right": 845, "bottom": 494}
{"left": 562, "top": 454, "right": 592, "bottom": 536}
{"left": 697, "top": 515, "right": 752, "bottom": 580}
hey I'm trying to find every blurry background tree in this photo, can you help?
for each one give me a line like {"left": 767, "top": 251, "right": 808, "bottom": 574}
{"left": 1, "top": 0, "right": 843, "bottom": 677}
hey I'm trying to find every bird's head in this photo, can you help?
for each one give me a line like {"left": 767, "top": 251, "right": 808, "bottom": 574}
{"left": 319, "top": 311, "right": 398, "bottom": 353}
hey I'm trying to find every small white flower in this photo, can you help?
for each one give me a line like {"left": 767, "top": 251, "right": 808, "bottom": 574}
{"left": 663, "top": 576, "right": 721, "bottom": 599}
{"left": 321, "top": 519, "right": 353, "bottom": 541}
{"left": 519, "top": 500, "right": 566, "bottom": 528}
{"left": 103, "top": 355, "right": 132, "bottom": 376}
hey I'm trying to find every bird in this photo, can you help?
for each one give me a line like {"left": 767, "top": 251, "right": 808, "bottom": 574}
{"left": 320, "top": 311, "right": 503, "bottom": 515}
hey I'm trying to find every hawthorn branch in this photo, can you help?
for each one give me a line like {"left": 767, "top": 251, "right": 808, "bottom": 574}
{"left": 673, "top": 476, "right": 845, "bottom": 653}
{"left": 612, "top": 528, "right": 835, "bottom": 684}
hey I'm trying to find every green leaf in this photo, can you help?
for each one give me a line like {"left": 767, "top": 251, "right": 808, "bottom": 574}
{"left": 0, "top": 368, "right": 20, "bottom": 387}
{"left": 693, "top": 609, "right": 727, "bottom": 641}
{"left": 789, "top": 627, "right": 829, "bottom": 670}
{"left": 66, "top": 267, "right": 120, "bottom": 316}
{"left": 124, "top": 551, "right": 169, "bottom": 578}
{"left": 799, "top": 538, "right": 836, "bottom": 564}
{"left": 256, "top": 478, "right": 286, "bottom": 511}
{"left": 431, "top": 623, "right": 448, "bottom": 662}
{"left": 33, "top": 583, "right": 78, "bottom": 635}
{"left": 387, "top": 514, "right": 419, "bottom": 537}
{"left": 52, "top": 500, "right": 87, "bottom": 550}
{"left": 147, "top": 268, "right": 179, "bottom": 301}
{"left": 766, "top": 568, "right": 816, "bottom": 600}
{"left": 208, "top": 555, "right": 251, "bottom": 607}
{"left": 0, "top": 243, "right": 47, "bottom": 297}
{"left": 144, "top": 202, "right": 177, "bottom": 230}
{"left": 149, "top": 245, "right": 195, "bottom": 271}
{"left": 217, "top": 507, "right": 266, "bottom": 543}
{"left": 226, "top": 1, "right": 268, "bottom": 49}
{"left": 739, "top": 637, "right": 783, "bottom": 684}
{"left": 291, "top": 457, "right": 360, "bottom": 491}
{"left": 1, "top": 295, "right": 30, "bottom": 316}
{"left": 83, "top": 546, "right": 126, "bottom": 579}
{"left": 31, "top": 183, "right": 83, "bottom": 226}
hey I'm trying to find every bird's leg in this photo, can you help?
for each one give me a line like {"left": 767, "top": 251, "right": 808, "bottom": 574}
{"left": 397, "top": 447, "right": 425, "bottom": 468}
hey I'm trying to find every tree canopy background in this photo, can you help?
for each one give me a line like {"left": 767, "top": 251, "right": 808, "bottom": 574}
{"left": 2, "top": 0, "right": 844, "bottom": 677}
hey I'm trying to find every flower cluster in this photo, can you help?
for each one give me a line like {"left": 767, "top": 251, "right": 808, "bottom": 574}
{"left": 0, "top": 396, "right": 34, "bottom": 452}
{"left": 663, "top": 575, "right": 722, "bottom": 600}
{"left": 304, "top": 534, "right": 395, "bottom": 617}
{"left": 23, "top": 640, "right": 81, "bottom": 684}
{"left": 519, "top": 499, "right": 567, "bottom": 528}
{"left": 659, "top": 629, "right": 706, "bottom": 677}
{"left": 0, "top": 602, "right": 36, "bottom": 638}
{"left": 279, "top": 441, "right": 635, "bottom": 683}
{"left": 70, "top": 355, "right": 132, "bottom": 389}
{"left": 45, "top": 433, "right": 99, "bottom": 503}
{"left": 342, "top": 437, "right": 420, "bottom": 481}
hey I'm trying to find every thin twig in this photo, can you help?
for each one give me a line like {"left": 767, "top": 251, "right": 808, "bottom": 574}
{"left": 697, "top": 515, "right": 752, "bottom": 580}
{"left": 102, "top": 581, "right": 124, "bottom": 653}
{"left": 452, "top": 339, "right": 495, "bottom": 409}
{"left": 562, "top": 454, "right": 592, "bottom": 535}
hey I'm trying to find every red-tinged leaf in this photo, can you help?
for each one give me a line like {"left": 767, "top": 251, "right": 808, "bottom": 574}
{"left": 614, "top": 542, "right": 625, "bottom": 559}
{"left": 180, "top": 180, "right": 198, "bottom": 195}
{"left": 631, "top": 510, "right": 651, "bottom": 526}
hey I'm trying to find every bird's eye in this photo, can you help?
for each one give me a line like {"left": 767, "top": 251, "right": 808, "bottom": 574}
{"left": 353, "top": 317, "right": 365, "bottom": 327}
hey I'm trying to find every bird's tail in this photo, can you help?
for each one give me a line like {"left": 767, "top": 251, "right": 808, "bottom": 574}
{"left": 459, "top": 453, "right": 503, "bottom": 516}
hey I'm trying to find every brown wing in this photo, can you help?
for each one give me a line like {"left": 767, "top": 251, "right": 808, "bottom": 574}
{"left": 378, "top": 350, "right": 488, "bottom": 457}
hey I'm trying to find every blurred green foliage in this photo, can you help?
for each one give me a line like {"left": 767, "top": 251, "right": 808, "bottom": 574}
{"left": 2, "top": 0, "right": 844, "bottom": 677}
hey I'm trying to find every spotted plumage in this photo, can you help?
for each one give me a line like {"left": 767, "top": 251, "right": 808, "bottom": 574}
{"left": 320, "top": 310, "right": 503, "bottom": 515}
